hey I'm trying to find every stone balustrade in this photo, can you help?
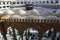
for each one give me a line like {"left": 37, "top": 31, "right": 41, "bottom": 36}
{"left": 1, "top": 19, "right": 60, "bottom": 23}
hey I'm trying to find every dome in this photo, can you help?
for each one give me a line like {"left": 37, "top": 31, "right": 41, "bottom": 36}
{"left": 45, "top": 16, "right": 60, "bottom": 20}
{"left": 1, "top": 10, "right": 14, "bottom": 19}
{"left": 0, "top": 11, "right": 4, "bottom": 14}
{"left": 16, "top": 10, "right": 27, "bottom": 16}
{"left": 26, "top": 16, "right": 45, "bottom": 19}
{"left": 55, "top": 10, "right": 60, "bottom": 18}
{"left": 1, "top": 15, "right": 10, "bottom": 19}
{"left": 10, "top": 15, "right": 21, "bottom": 19}
{"left": 4, "top": 10, "right": 14, "bottom": 15}
{"left": 10, "top": 15, "right": 26, "bottom": 19}
{"left": 37, "top": 16, "right": 45, "bottom": 19}
{"left": 27, "top": 9, "right": 40, "bottom": 16}
{"left": 41, "top": 10, "right": 55, "bottom": 17}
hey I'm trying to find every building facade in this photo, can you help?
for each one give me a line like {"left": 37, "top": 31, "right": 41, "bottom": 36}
{"left": 0, "top": 0, "right": 60, "bottom": 10}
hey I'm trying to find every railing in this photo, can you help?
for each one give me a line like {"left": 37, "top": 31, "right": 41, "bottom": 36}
{"left": 1, "top": 19, "right": 60, "bottom": 23}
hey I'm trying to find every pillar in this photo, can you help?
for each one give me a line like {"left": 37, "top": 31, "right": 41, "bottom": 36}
{"left": 51, "top": 29, "right": 57, "bottom": 40}
{"left": 1, "top": 2, "right": 3, "bottom": 10}
{"left": 1, "top": 22, "right": 7, "bottom": 40}
{"left": 38, "top": 29, "right": 45, "bottom": 40}
{"left": 2, "top": 31, "right": 7, "bottom": 40}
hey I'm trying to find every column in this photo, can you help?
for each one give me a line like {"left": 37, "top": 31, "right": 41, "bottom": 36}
{"left": 19, "top": 0, "right": 21, "bottom": 4}
{"left": 8, "top": 1, "right": 11, "bottom": 9}
{"left": 15, "top": 1, "right": 17, "bottom": 4}
{"left": 59, "top": 1, "right": 60, "bottom": 4}
{"left": 12, "top": 28, "right": 17, "bottom": 40}
{"left": 30, "top": 0, "right": 31, "bottom": 4}
{"left": 5, "top": 2, "right": 7, "bottom": 9}
{"left": 2, "top": 31, "right": 7, "bottom": 40}
{"left": 51, "top": 29, "right": 57, "bottom": 40}
{"left": 1, "top": 22, "right": 7, "bottom": 40}
{"left": 20, "top": 0, "right": 22, "bottom": 4}
{"left": 26, "top": 0, "right": 28, "bottom": 4}
{"left": 49, "top": 1, "right": 50, "bottom": 4}
{"left": 1, "top": 2, "right": 3, "bottom": 10}
{"left": 23, "top": 0, "right": 24, "bottom": 4}
{"left": 34, "top": 0, "right": 36, "bottom": 5}
{"left": 5, "top": 1, "right": 6, "bottom": 5}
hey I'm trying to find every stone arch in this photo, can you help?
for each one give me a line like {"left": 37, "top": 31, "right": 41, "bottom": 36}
{"left": 6, "top": 26, "right": 21, "bottom": 40}
{"left": 23, "top": 27, "right": 39, "bottom": 40}
{"left": 42, "top": 28, "right": 54, "bottom": 40}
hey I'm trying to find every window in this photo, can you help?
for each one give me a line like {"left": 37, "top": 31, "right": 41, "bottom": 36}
{"left": 7, "top": 6, "right": 9, "bottom": 7}
{"left": 47, "top": 1, "right": 49, "bottom": 3}
{"left": 51, "top": 1, "right": 54, "bottom": 3}
{"left": 28, "top": 2, "right": 30, "bottom": 4}
{"left": 3, "top": 6, "right": 6, "bottom": 8}
{"left": 24, "top": 2, "right": 27, "bottom": 4}
{"left": 17, "top": 2, "right": 19, "bottom": 4}
{"left": 21, "top": 2, "right": 23, "bottom": 4}
{"left": 3, "top": 2, "right": 5, "bottom": 4}
{"left": 36, "top": 2, "right": 38, "bottom": 3}
{"left": 13, "top": 2, "right": 15, "bottom": 4}
{"left": 43, "top": 1, "right": 45, "bottom": 3}
{"left": 55, "top": 1, "right": 58, "bottom": 3}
